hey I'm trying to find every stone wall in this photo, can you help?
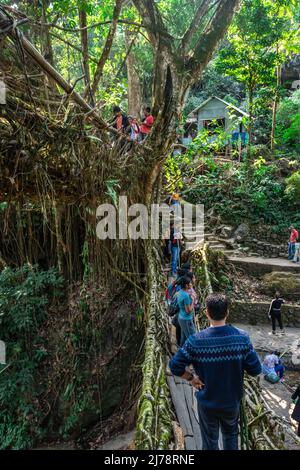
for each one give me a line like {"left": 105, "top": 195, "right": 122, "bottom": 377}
{"left": 229, "top": 300, "right": 300, "bottom": 327}
{"left": 243, "top": 226, "right": 287, "bottom": 257}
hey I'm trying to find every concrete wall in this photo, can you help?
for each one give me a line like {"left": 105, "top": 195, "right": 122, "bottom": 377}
{"left": 229, "top": 300, "right": 300, "bottom": 327}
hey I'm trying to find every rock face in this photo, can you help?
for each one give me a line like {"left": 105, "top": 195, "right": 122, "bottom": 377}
{"left": 229, "top": 300, "right": 300, "bottom": 328}
{"left": 232, "top": 223, "right": 250, "bottom": 242}
{"left": 261, "top": 271, "right": 300, "bottom": 297}
{"left": 217, "top": 225, "right": 234, "bottom": 238}
{"left": 99, "top": 304, "right": 144, "bottom": 419}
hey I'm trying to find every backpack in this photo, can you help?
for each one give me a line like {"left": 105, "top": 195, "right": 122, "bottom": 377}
{"left": 264, "top": 372, "right": 280, "bottom": 384}
{"left": 168, "top": 294, "right": 179, "bottom": 317}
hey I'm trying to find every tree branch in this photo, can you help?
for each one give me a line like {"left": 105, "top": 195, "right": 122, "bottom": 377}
{"left": 132, "top": 0, "right": 173, "bottom": 47}
{"left": 181, "top": 0, "right": 220, "bottom": 52}
{"left": 90, "top": 0, "right": 123, "bottom": 99}
{"left": 36, "top": 18, "right": 143, "bottom": 32}
{"left": 188, "top": 0, "right": 240, "bottom": 79}
{"left": 49, "top": 32, "right": 99, "bottom": 64}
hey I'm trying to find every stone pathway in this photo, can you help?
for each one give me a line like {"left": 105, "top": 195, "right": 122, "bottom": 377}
{"left": 227, "top": 255, "right": 300, "bottom": 276}
{"left": 233, "top": 323, "right": 300, "bottom": 369}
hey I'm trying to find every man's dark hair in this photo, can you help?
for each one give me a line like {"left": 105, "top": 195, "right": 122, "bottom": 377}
{"left": 176, "top": 268, "right": 186, "bottom": 277}
{"left": 182, "top": 262, "right": 191, "bottom": 272}
{"left": 206, "top": 293, "right": 228, "bottom": 320}
{"left": 186, "top": 271, "right": 194, "bottom": 281}
{"left": 180, "top": 276, "right": 191, "bottom": 289}
{"left": 145, "top": 106, "right": 151, "bottom": 113}
{"left": 113, "top": 105, "right": 121, "bottom": 113}
{"left": 181, "top": 250, "right": 190, "bottom": 264}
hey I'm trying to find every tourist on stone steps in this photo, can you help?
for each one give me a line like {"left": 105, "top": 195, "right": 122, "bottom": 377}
{"left": 288, "top": 225, "right": 298, "bottom": 260}
{"left": 177, "top": 276, "right": 196, "bottom": 346}
{"left": 169, "top": 293, "right": 262, "bottom": 450}
{"left": 292, "top": 241, "right": 300, "bottom": 263}
{"left": 268, "top": 292, "right": 285, "bottom": 335}
{"left": 291, "top": 384, "right": 300, "bottom": 437}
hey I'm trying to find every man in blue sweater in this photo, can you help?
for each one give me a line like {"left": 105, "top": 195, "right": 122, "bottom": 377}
{"left": 169, "top": 293, "right": 262, "bottom": 450}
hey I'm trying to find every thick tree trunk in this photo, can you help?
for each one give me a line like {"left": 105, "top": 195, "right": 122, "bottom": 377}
{"left": 78, "top": 7, "right": 93, "bottom": 105}
{"left": 125, "top": 29, "right": 142, "bottom": 117}
{"left": 40, "top": 0, "right": 54, "bottom": 65}
{"left": 39, "top": 0, "right": 57, "bottom": 94}
{"left": 89, "top": 0, "right": 123, "bottom": 100}
{"left": 271, "top": 64, "right": 281, "bottom": 154}
{"left": 247, "top": 87, "right": 254, "bottom": 156}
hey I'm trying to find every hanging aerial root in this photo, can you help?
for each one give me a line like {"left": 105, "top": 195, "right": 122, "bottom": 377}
{"left": 135, "top": 243, "right": 172, "bottom": 450}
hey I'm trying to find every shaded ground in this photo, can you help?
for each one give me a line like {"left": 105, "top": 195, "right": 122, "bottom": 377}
{"left": 228, "top": 271, "right": 300, "bottom": 305}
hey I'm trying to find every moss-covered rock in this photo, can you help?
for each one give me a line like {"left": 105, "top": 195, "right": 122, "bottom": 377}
{"left": 261, "top": 271, "right": 300, "bottom": 295}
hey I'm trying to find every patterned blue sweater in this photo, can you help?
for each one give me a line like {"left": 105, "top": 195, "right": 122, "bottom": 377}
{"left": 169, "top": 325, "right": 262, "bottom": 410}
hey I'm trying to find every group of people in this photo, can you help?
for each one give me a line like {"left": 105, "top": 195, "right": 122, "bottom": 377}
{"left": 166, "top": 252, "right": 300, "bottom": 449}
{"left": 288, "top": 225, "right": 299, "bottom": 262}
{"left": 110, "top": 105, "right": 154, "bottom": 141}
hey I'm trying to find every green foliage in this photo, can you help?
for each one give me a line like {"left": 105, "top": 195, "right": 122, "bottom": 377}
{"left": 184, "top": 62, "right": 245, "bottom": 115}
{"left": 0, "top": 265, "right": 64, "bottom": 449}
{"left": 277, "top": 90, "right": 300, "bottom": 150}
{"left": 186, "top": 159, "right": 300, "bottom": 230}
{"left": 285, "top": 170, "right": 300, "bottom": 198}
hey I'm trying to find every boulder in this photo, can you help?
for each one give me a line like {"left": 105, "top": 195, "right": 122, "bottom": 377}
{"left": 220, "top": 225, "right": 234, "bottom": 238}
{"left": 233, "top": 223, "right": 250, "bottom": 243}
{"left": 261, "top": 271, "right": 300, "bottom": 296}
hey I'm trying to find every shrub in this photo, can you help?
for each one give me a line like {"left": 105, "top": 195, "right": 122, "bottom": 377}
{"left": 0, "top": 265, "right": 64, "bottom": 449}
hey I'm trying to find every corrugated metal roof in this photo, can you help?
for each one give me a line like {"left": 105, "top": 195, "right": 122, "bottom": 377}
{"left": 188, "top": 96, "right": 249, "bottom": 117}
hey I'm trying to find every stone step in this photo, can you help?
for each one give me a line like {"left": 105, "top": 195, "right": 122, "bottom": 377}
{"left": 210, "top": 244, "right": 226, "bottom": 250}
{"left": 228, "top": 255, "right": 300, "bottom": 276}
{"left": 206, "top": 234, "right": 217, "bottom": 241}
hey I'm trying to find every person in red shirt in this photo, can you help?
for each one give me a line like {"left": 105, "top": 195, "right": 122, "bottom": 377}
{"left": 288, "top": 225, "right": 298, "bottom": 259}
{"left": 140, "top": 107, "right": 154, "bottom": 140}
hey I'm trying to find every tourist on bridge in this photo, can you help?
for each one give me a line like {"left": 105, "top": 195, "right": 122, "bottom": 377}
{"left": 288, "top": 225, "right": 298, "bottom": 260}
{"left": 128, "top": 115, "right": 140, "bottom": 141}
{"left": 170, "top": 221, "right": 182, "bottom": 277}
{"left": 268, "top": 292, "right": 285, "bottom": 335}
{"left": 291, "top": 384, "right": 300, "bottom": 437}
{"left": 111, "top": 106, "right": 130, "bottom": 133}
{"left": 140, "top": 106, "right": 154, "bottom": 140}
{"left": 169, "top": 293, "right": 261, "bottom": 450}
{"left": 176, "top": 276, "right": 196, "bottom": 346}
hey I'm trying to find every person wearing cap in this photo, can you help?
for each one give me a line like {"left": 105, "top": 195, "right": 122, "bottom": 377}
{"left": 171, "top": 193, "right": 180, "bottom": 205}
{"left": 288, "top": 225, "right": 298, "bottom": 260}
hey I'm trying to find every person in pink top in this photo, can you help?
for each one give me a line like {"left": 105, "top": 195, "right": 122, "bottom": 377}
{"left": 288, "top": 225, "right": 298, "bottom": 260}
{"left": 140, "top": 107, "right": 154, "bottom": 140}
